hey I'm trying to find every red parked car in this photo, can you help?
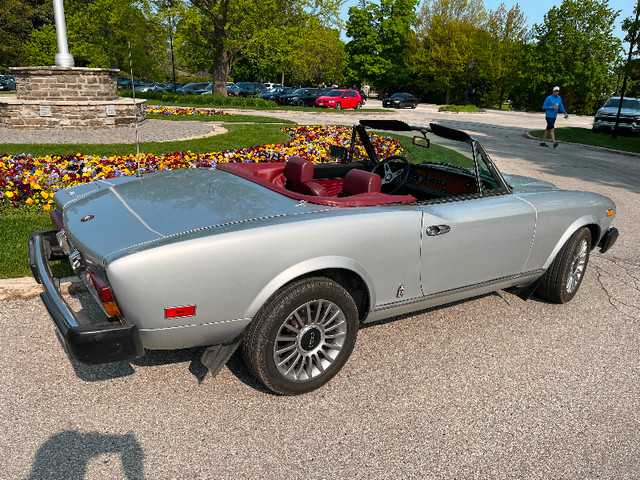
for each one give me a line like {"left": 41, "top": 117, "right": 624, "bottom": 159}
{"left": 315, "top": 89, "right": 363, "bottom": 110}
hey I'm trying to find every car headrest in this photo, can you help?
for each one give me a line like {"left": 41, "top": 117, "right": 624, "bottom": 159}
{"left": 340, "top": 169, "right": 382, "bottom": 196}
{"left": 284, "top": 156, "right": 314, "bottom": 184}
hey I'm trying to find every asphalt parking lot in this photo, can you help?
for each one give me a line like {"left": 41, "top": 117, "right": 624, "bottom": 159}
{"left": 1, "top": 104, "right": 638, "bottom": 479}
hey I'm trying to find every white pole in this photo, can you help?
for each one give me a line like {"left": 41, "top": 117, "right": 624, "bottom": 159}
{"left": 52, "top": 0, "right": 75, "bottom": 67}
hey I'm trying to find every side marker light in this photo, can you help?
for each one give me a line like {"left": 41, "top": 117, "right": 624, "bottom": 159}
{"left": 165, "top": 305, "right": 196, "bottom": 319}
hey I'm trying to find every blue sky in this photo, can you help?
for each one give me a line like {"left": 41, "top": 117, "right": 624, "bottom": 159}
{"left": 339, "top": 0, "right": 635, "bottom": 42}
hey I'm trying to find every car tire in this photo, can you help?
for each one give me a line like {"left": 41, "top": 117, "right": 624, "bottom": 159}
{"left": 242, "top": 277, "right": 359, "bottom": 395}
{"left": 297, "top": 99, "right": 305, "bottom": 107}
{"left": 355, "top": 102, "right": 362, "bottom": 109}
{"left": 411, "top": 103, "right": 417, "bottom": 109}
{"left": 335, "top": 103, "right": 342, "bottom": 110}
{"left": 536, "top": 227, "right": 591, "bottom": 304}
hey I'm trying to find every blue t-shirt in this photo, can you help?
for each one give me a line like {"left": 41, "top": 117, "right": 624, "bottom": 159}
{"left": 542, "top": 94, "right": 567, "bottom": 118}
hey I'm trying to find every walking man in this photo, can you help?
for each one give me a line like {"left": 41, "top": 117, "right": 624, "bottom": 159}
{"left": 540, "top": 86, "right": 568, "bottom": 148}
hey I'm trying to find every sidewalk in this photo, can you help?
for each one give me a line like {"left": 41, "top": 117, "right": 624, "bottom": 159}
{"left": 0, "top": 276, "right": 77, "bottom": 300}
{"left": 0, "top": 118, "right": 225, "bottom": 144}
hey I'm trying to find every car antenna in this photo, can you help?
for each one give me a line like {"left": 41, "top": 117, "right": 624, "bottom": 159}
{"left": 127, "top": 41, "right": 142, "bottom": 177}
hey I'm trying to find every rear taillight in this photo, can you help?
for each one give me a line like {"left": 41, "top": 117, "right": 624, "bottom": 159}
{"left": 87, "top": 269, "right": 122, "bottom": 317}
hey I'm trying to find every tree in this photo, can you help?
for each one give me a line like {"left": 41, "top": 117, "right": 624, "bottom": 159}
{"left": 619, "top": 0, "right": 640, "bottom": 97}
{"left": 513, "top": 0, "right": 622, "bottom": 114}
{"left": 411, "top": 0, "right": 487, "bottom": 104}
{"left": 1, "top": 0, "right": 36, "bottom": 68}
{"left": 185, "top": 0, "right": 343, "bottom": 95}
{"left": 24, "top": 24, "right": 57, "bottom": 66}
{"left": 345, "top": 0, "right": 417, "bottom": 95}
{"left": 65, "top": 0, "right": 164, "bottom": 79}
{"left": 483, "top": 3, "right": 529, "bottom": 108}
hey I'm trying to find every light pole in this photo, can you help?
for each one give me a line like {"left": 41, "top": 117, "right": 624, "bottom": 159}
{"left": 465, "top": 60, "right": 474, "bottom": 105}
{"left": 52, "top": 0, "right": 75, "bottom": 67}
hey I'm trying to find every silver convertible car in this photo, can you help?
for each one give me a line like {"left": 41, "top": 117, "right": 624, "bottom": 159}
{"left": 30, "top": 119, "right": 619, "bottom": 395}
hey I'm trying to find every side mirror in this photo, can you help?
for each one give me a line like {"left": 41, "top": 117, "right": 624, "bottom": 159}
{"left": 329, "top": 145, "right": 349, "bottom": 162}
{"left": 412, "top": 136, "right": 430, "bottom": 148}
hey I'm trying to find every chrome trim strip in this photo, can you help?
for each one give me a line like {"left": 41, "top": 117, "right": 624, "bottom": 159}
{"left": 138, "top": 316, "right": 251, "bottom": 332}
{"left": 371, "top": 269, "right": 545, "bottom": 313}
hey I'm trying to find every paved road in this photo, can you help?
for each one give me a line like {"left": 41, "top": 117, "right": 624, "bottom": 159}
{"left": 1, "top": 104, "right": 639, "bottom": 479}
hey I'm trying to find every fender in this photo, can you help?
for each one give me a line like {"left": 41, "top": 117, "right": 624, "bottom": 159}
{"left": 244, "top": 255, "right": 375, "bottom": 320}
{"left": 540, "top": 215, "right": 601, "bottom": 270}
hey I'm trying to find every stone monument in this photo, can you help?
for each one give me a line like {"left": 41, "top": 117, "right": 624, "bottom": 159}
{"left": 0, "top": 0, "right": 145, "bottom": 129}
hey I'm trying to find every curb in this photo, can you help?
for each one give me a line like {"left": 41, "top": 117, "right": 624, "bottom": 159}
{"left": 524, "top": 132, "right": 640, "bottom": 158}
{"left": 0, "top": 276, "right": 83, "bottom": 301}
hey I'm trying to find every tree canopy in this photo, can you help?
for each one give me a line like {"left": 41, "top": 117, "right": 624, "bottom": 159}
{"left": 0, "top": 0, "right": 630, "bottom": 111}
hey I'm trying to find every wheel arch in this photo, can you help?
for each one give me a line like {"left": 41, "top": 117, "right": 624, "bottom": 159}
{"left": 245, "top": 257, "right": 374, "bottom": 324}
{"left": 541, "top": 218, "right": 601, "bottom": 270}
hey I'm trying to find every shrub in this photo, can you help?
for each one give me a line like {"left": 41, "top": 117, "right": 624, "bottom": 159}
{"left": 120, "top": 90, "right": 278, "bottom": 109}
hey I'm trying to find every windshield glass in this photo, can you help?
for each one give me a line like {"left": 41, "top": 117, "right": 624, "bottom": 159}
{"left": 324, "top": 91, "right": 343, "bottom": 97}
{"left": 603, "top": 98, "right": 640, "bottom": 110}
{"left": 390, "top": 93, "right": 404, "bottom": 99}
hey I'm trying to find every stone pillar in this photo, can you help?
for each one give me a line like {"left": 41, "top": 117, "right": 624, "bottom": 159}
{"left": 1, "top": 67, "right": 146, "bottom": 129}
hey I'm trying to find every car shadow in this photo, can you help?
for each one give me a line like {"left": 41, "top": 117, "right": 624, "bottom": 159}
{"left": 27, "top": 431, "right": 144, "bottom": 480}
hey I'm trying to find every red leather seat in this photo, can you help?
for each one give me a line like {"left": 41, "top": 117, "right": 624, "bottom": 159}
{"left": 284, "top": 156, "right": 328, "bottom": 196}
{"left": 339, "top": 169, "right": 382, "bottom": 196}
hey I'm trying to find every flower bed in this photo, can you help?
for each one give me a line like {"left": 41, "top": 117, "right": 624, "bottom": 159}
{"left": 1, "top": 126, "right": 402, "bottom": 211}
{"left": 146, "top": 105, "right": 233, "bottom": 117}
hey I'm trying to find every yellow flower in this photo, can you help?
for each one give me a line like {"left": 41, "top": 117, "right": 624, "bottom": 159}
{"left": 43, "top": 204, "right": 51, "bottom": 211}
{"left": 26, "top": 197, "right": 33, "bottom": 205}
{"left": 5, "top": 191, "right": 14, "bottom": 198}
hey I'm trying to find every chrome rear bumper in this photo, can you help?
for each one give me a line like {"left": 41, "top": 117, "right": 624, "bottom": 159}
{"left": 29, "top": 229, "right": 144, "bottom": 364}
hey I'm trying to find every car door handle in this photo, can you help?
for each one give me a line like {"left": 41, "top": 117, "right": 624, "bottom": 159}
{"left": 426, "top": 225, "right": 451, "bottom": 236}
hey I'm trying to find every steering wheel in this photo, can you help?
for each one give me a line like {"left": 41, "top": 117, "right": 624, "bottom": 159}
{"left": 371, "top": 155, "right": 410, "bottom": 194}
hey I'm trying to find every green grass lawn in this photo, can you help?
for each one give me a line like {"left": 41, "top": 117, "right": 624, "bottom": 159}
{"left": 529, "top": 127, "right": 640, "bottom": 154}
{"left": 0, "top": 123, "right": 292, "bottom": 157}
{"left": 0, "top": 213, "right": 71, "bottom": 278}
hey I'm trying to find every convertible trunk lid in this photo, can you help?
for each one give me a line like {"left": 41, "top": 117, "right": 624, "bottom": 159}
{"left": 56, "top": 168, "right": 322, "bottom": 266}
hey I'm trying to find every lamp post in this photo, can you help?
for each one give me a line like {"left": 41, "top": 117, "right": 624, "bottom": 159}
{"left": 53, "top": 0, "right": 75, "bottom": 67}
{"left": 465, "top": 60, "right": 474, "bottom": 105}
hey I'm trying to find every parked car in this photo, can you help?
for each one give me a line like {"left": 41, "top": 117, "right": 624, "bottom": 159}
{"left": 227, "top": 82, "right": 267, "bottom": 97}
{"left": 592, "top": 97, "right": 640, "bottom": 135}
{"left": 161, "top": 83, "right": 184, "bottom": 93}
{"left": 0, "top": 75, "right": 16, "bottom": 91}
{"left": 194, "top": 83, "right": 214, "bottom": 95}
{"left": 117, "top": 79, "right": 147, "bottom": 90}
{"left": 315, "top": 89, "right": 363, "bottom": 110}
{"left": 29, "top": 118, "right": 618, "bottom": 396}
{"left": 176, "top": 82, "right": 209, "bottom": 94}
{"left": 383, "top": 93, "right": 419, "bottom": 109}
{"left": 260, "top": 86, "right": 295, "bottom": 103}
{"left": 135, "top": 82, "right": 165, "bottom": 93}
{"left": 279, "top": 87, "right": 324, "bottom": 107}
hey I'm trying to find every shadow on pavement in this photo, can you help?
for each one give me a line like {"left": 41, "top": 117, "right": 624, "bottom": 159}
{"left": 27, "top": 431, "right": 144, "bottom": 480}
